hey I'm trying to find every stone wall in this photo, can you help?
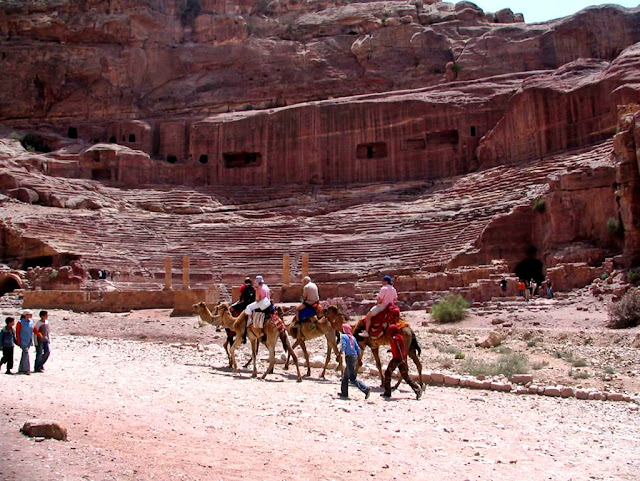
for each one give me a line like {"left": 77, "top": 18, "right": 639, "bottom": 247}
{"left": 23, "top": 287, "right": 217, "bottom": 314}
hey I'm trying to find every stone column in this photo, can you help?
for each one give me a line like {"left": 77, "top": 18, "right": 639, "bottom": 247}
{"left": 182, "top": 256, "right": 190, "bottom": 290}
{"left": 301, "top": 253, "right": 309, "bottom": 279}
{"left": 283, "top": 254, "right": 290, "bottom": 286}
{"left": 164, "top": 257, "right": 172, "bottom": 291}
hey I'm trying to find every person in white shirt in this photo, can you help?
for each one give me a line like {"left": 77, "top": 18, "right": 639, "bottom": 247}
{"left": 294, "top": 276, "right": 320, "bottom": 323}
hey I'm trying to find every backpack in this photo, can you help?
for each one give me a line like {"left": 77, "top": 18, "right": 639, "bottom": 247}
{"left": 242, "top": 284, "right": 256, "bottom": 303}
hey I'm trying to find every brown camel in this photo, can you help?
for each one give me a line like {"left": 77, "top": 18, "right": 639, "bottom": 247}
{"left": 193, "top": 301, "right": 254, "bottom": 369}
{"left": 211, "top": 302, "right": 302, "bottom": 382}
{"left": 325, "top": 307, "right": 423, "bottom": 387}
{"left": 283, "top": 305, "right": 344, "bottom": 378}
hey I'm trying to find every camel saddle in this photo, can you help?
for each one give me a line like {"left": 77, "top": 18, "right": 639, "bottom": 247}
{"left": 369, "top": 303, "right": 401, "bottom": 339}
{"left": 299, "top": 302, "right": 322, "bottom": 321}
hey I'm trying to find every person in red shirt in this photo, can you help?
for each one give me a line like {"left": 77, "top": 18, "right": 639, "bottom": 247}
{"left": 381, "top": 324, "right": 422, "bottom": 399}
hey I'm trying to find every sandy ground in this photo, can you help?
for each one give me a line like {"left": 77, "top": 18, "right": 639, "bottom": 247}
{"left": 1, "top": 294, "right": 640, "bottom": 481}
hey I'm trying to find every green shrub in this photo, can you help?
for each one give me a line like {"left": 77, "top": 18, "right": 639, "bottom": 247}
{"left": 462, "top": 353, "right": 530, "bottom": 378}
{"left": 569, "top": 369, "right": 590, "bottom": 379}
{"left": 451, "top": 62, "right": 462, "bottom": 73}
{"left": 431, "top": 292, "right": 470, "bottom": 323}
{"left": 608, "top": 289, "right": 640, "bottom": 328}
{"left": 607, "top": 217, "right": 623, "bottom": 237}
{"left": 20, "top": 133, "right": 50, "bottom": 153}
{"left": 454, "top": 352, "right": 465, "bottom": 360}
{"left": 627, "top": 268, "right": 640, "bottom": 284}
{"left": 601, "top": 272, "right": 611, "bottom": 280}
{"left": 531, "top": 360, "right": 548, "bottom": 370}
{"left": 532, "top": 198, "right": 546, "bottom": 213}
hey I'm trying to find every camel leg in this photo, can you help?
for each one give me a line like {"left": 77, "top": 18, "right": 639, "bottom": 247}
{"left": 261, "top": 335, "right": 277, "bottom": 379}
{"left": 250, "top": 337, "right": 259, "bottom": 378}
{"left": 409, "top": 349, "right": 424, "bottom": 387}
{"left": 299, "top": 340, "right": 311, "bottom": 377}
{"left": 284, "top": 338, "right": 301, "bottom": 371}
{"left": 223, "top": 339, "right": 232, "bottom": 368}
{"left": 332, "top": 337, "right": 343, "bottom": 373}
{"left": 243, "top": 341, "right": 259, "bottom": 369}
{"left": 320, "top": 343, "right": 331, "bottom": 379}
{"left": 228, "top": 335, "right": 244, "bottom": 372}
{"left": 370, "top": 347, "right": 385, "bottom": 387}
{"left": 280, "top": 331, "right": 302, "bottom": 382}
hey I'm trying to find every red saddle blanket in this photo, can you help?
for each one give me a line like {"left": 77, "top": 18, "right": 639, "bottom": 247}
{"left": 270, "top": 314, "right": 286, "bottom": 333}
{"left": 369, "top": 303, "right": 401, "bottom": 338}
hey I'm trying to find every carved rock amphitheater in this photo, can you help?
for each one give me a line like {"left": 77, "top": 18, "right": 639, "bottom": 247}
{"left": 1, "top": 0, "right": 640, "bottom": 311}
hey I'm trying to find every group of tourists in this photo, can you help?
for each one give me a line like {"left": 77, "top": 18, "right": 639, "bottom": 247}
{"left": 0, "top": 309, "right": 51, "bottom": 375}
{"left": 231, "top": 272, "right": 420, "bottom": 400}
{"left": 514, "top": 278, "right": 554, "bottom": 301}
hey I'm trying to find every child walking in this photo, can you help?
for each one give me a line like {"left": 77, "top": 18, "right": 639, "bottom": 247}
{"left": 35, "top": 310, "right": 50, "bottom": 373}
{"left": 338, "top": 324, "right": 370, "bottom": 399}
{"left": 0, "top": 317, "right": 16, "bottom": 374}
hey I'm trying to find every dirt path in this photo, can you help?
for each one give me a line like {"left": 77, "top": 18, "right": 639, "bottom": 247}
{"left": 1, "top": 305, "right": 639, "bottom": 480}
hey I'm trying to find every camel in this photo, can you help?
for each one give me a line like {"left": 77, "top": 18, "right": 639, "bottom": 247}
{"left": 193, "top": 301, "right": 254, "bottom": 369}
{"left": 282, "top": 305, "right": 344, "bottom": 378}
{"left": 210, "top": 301, "right": 302, "bottom": 382}
{"left": 325, "top": 307, "right": 423, "bottom": 387}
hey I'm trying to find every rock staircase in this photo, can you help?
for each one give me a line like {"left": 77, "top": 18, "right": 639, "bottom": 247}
{"left": 0, "top": 140, "right": 615, "bottom": 300}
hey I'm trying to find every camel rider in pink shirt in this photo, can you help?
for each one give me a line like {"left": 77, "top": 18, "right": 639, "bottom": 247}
{"left": 245, "top": 275, "right": 271, "bottom": 323}
{"left": 361, "top": 275, "right": 397, "bottom": 337}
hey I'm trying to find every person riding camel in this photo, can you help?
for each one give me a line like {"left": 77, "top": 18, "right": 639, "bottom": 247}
{"left": 231, "top": 277, "right": 256, "bottom": 314}
{"left": 360, "top": 275, "right": 397, "bottom": 338}
{"left": 245, "top": 275, "right": 271, "bottom": 326}
{"left": 293, "top": 276, "right": 320, "bottom": 326}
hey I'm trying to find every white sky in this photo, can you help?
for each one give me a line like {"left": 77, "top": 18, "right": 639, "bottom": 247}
{"left": 470, "top": 1, "right": 639, "bottom": 23}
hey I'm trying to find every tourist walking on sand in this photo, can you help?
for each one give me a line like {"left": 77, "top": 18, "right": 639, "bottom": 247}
{"left": 361, "top": 275, "right": 397, "bottom": 337}
{"left": 34, "top": 310, "right": 50, "bottom": 373}
{"left": 381, "top": 324, "right": 422, "bottom": 400}
{"left": 338, "top": 323, "right": 370, "bottom": 400}
{"left": 16, "top": 309, "right": 36, "bottom": 375}
{"left": 0, "top": 317, "right": 16, "bottom": 374}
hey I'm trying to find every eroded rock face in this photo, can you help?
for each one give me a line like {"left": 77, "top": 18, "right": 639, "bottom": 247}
{"left": 0, "top": 1, "right": 637, "bottom": 124}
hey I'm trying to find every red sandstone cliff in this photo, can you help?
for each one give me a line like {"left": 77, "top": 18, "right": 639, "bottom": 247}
{"left": 0, "top": 1, "right": 638, "bottom": 122}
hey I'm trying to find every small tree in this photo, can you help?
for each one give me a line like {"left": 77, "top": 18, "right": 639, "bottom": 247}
{"left": 607, "top": 217, "right": 623, "bottom": 237}
{"left": 532, "top": 198, "right": 546, "bottom": 213}
{"left": 627, "top": 268, "right": 640, "bottom": 284}
{"left": 431, "top": 292, "right": 470, "bottom": 323}
{"left": 608, "top": 289, "right": 640, "bottom": 329}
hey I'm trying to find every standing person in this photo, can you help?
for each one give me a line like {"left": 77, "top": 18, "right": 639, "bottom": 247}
{"left": 34, "top": 310, "right": 50, "bottom": 373}
{"left": 294, "top": 276, "right": 320, "bottom": 323}
{"left": 0, "top": 317, "right": 16, "bottom": 374}
{"left": 546, "top": 278, "right": 554, "bottom": 299}
{"left": 244, "top": 275, "right": 271, "bottom": 323}
{"left": 499, "top": 279, "right": 507, "bottom": 296}
{"left": 381, "top": 324, "right": 422, "bottom": 400}
{"left": 338, "top": 324, "right": 370, "bottom": 400}
{"left": 15, "top": 310, "right": 36, "bottom": 375}
{"left": 361, "top": 275, "right": 398, "bottom": 337}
